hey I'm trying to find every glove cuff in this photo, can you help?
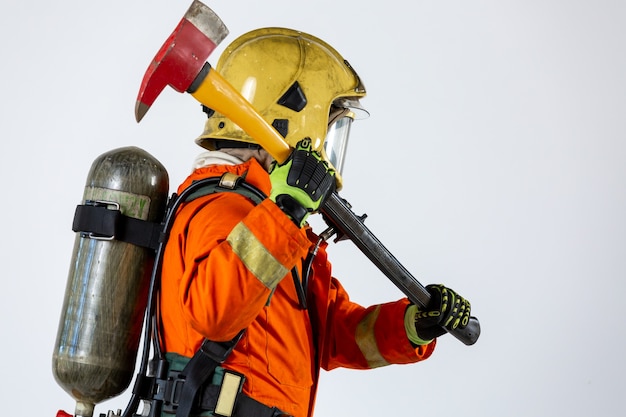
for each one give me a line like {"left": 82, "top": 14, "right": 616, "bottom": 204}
{"left": 273, "top": 194, "right": 310, "bottom": 227}
{"left": 404, "top": 305, "right": 433, "bottom": 346}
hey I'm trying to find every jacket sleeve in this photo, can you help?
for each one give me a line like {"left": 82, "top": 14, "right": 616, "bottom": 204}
{"left": 172, "top": 193, "right": 312, "bottom": 343}
{"left": 319, "top": 277, "right": 436, "bottom": 371}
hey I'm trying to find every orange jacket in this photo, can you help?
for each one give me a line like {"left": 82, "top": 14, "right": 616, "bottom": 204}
{"left": 160, "top": 157, "right": 435, "bottom": 417}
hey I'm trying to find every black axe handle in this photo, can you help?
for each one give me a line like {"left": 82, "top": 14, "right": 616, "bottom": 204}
{"left": 321, "top": 192, "right": 481, "bottom": 346}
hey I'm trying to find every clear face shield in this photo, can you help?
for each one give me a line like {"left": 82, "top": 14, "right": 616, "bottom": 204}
{"left": 324, "top": 111, "right": 353, "bottom": 175}
{"left": 323, "top": 99, "right": 369, "bottom": 176}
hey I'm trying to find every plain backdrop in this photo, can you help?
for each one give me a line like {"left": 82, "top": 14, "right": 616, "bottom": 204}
{"left": 1, "top": 1, "right": 625, "bottom": 416}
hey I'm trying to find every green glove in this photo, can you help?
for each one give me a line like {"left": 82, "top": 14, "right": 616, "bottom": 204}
{"left": 407, "top": 284, "right": 471, "bottom": 344}
{"left": 269, "top": 139, "right": 336, "bottom": 227}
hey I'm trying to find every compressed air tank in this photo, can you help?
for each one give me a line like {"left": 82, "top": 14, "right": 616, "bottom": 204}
{"left": 53, "top": 147, "right": 169, "bottom": 417}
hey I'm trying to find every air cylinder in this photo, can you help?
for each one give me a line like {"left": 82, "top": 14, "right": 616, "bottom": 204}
{"left": 52, "top": 147, "right": 169, "bottom": 417}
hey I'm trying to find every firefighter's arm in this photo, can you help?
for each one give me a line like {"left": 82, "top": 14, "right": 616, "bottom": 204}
{"left": 320, "top": 278, "right": 435, "bottom": 371}
{"left": 179, "top": 193, "right": 311, "bottom": 342}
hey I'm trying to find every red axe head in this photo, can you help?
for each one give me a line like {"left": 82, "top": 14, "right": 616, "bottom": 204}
{"left": 135, "top": 0, "right": 292, "bottom": 162}
{"left": 135, "top": 0, "right": 228, "bottom": 122}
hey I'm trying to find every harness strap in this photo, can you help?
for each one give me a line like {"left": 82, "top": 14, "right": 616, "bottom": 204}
{"left": 164, "top": 369, "right": 287, "bottom": 417}
{"left": 195, "top": 384, "right": 286, "bottom": 417}
{"left": 184, "top": 172, "right": 266, "bottom": 205}
{"left": 174, "top": 333, "right": 244, "bottom": 417}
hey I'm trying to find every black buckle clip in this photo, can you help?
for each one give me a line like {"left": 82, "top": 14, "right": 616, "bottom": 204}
{"left": 73, "top": 199, "right": 121, "bottom": 241}
{"left": 200, "top": 330, "right": 245, "bottom": 364}
{"left": 161, "top": 370, "right": 186, "bottom": 414}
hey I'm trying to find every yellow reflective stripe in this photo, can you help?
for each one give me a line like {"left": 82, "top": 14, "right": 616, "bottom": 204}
{"left": 227, "top": 222, "right": 288, "bottom": 289}
{"left": 355, "top": 306, "right": 389, "bottom": 368}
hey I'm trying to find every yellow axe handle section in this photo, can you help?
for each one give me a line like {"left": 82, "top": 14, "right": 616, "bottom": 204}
{"left": 190, "top": 68, "right": 292, "bottom": 164}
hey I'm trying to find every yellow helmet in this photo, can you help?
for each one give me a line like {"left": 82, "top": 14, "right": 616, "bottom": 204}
{"left": 196, "top": 27, "right": 367, "bottom": 186}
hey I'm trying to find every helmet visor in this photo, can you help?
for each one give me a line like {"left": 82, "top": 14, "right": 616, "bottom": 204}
{"left": 324, "top": 111, "right": 354, "bottom": 175}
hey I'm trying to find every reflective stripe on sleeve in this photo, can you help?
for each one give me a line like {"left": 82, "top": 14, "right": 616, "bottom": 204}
{"left": 355, "top": 306, "right": 390, "bottom": 369}
{"left": 227, "top": 221, "right": 288, "bottom": 289}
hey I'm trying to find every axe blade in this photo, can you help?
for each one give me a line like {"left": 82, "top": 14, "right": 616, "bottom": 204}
{"left": 135, "top": 0, "right": 228, "bottom": 122}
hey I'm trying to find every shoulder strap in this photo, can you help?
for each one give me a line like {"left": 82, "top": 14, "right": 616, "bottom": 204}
{"left": 184, "top": 171, "right": 266, "bottom": 205}
{"left": 174, "top": 172, "right": 265, "bottom": 417}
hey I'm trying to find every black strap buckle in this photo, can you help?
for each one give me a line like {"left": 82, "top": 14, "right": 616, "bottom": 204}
{"left": 74, "top": 200, "right": 121, "bottom": 240}
{"left": 161, "top": 370, "right": 186, "bottom": 414}
{"left": 199, "top": 330, "right": 246, "bottom": 364}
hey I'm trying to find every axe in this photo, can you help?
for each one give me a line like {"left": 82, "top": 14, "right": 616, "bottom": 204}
{"left": 136, "top": 0, "right": 480, "bottom": 346}
{"left": 135, "top": 0, "right": 291, "bottom": 161}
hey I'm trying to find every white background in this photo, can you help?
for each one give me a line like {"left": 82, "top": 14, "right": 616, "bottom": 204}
{"left": 2, "top": 1, "right": 625, "bottom": 416}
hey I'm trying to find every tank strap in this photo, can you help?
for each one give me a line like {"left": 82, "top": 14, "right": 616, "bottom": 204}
{"left": 70, "top": 173, "right": 266, "bottom": 252}
{"left": 72, "top": 201, "right": 163, "bottom": 251}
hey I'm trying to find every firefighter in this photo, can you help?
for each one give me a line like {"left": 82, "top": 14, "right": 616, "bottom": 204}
{"left": 159, "top": 27, "right": 471, "bottom": 417}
